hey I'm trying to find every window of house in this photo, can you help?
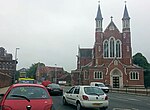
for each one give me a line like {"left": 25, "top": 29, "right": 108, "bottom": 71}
{"left": 94, "top": 71, "right": 103, "bottom": 79}
{"left": 84, "top": 71, "right": 89, "bottom": 80}
{"left": 130, "top": 71, "right": 139, "bottom": 80}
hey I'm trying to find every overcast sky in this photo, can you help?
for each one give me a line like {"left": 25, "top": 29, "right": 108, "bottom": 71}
{"left": 0, "top": 0, "right": 150, "bottom": 72}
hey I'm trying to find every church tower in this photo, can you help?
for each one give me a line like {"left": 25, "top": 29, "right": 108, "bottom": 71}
{"left": 94, "top": 2, "right": 103, "bottom": 65}
{"left": 122, "top": 3, "right": 132, "bottom": 65}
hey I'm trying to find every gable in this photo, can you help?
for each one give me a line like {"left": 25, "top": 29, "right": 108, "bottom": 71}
{"left": 104, "top": 21, "right": 121, "bottom": 39}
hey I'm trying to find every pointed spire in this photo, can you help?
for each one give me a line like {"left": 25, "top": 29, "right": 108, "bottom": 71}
{"left": 122, "top": 1, "right": 130, "bottom": 20}
{"left": 95, "top": 1, "right": 103, "bottom": 20}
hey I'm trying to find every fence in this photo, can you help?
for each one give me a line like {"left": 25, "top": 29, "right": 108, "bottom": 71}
{"left": 110, "top": 87, "right": 150, "bottom": 96}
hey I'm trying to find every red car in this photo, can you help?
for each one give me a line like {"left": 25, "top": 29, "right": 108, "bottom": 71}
{"left": 0, "top": 84, "right": 53, "bottom": 110}
{"left": 42, "top": 80, "right": 52, "bottom": 87}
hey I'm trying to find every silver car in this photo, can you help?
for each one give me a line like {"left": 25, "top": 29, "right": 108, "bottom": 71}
{"left": 63, "top": 85, "right": 109, "bottom": 110}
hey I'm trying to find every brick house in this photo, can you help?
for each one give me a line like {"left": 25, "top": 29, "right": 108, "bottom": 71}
{"left": 36, "top": 65, "right": 71, "bottom": 84}
{"left": 0, "top": 47, "right": 16, "bottom": 86}
{"left": 71, "top": 3, "right": 144, "bottom": 88}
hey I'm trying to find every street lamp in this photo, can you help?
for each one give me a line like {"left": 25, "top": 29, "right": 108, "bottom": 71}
{"left": 14, "top": 48, "right": 20, "bottom": 83}
{"left": 55, "top": 64, "right": 57, "bottom": 83}
{"left": 15, "top": 48, "right": 20, "bottom": 60}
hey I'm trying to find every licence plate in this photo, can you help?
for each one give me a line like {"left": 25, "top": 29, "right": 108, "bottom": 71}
{"left": 92, "top": 103, "right": 101, "bottom": 106}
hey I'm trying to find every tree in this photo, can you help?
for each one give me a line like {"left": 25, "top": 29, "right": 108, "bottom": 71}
{"left": 133, "top": 53, "right": 150, "bottom": 87}
{"left": 26, "top": 62, "right": 45, "bottom": 79}
{"left": 133, "top": 53, "right": 149, "bottom": 69}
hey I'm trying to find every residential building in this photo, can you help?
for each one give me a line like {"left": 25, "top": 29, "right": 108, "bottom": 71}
{"left": 36, "top": 65, "right": 71, "bottom": 84}
{"left": 0, "top": 47, "right": 16, "bottom": 86}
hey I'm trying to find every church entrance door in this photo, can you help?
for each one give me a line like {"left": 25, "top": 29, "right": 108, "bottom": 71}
{"left": 113, "top": 76, "right": 119, "bottom": 88}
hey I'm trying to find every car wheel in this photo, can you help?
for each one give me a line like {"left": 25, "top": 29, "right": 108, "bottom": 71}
{"left": 62, "top": 97, "right": 67, "bottom": 105}
{"left": 76, "top": 102, "right": 82, "bottom": 110}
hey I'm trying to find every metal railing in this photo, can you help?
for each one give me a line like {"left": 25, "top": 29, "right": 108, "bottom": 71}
{"left": 110, "top": 87, "right": 150, "bottom": 96}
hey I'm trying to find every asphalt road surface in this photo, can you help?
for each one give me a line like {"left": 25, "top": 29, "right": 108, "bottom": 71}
{"left": 52, "top": 92, "right": 150, "bottom": 110}
{"left": 1, "top": 86, "right": 150, "bottom": 110}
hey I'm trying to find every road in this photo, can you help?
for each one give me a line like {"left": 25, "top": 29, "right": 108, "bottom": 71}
{"left": 1, "top": 86, "right": 150, "bottom": 110}
{"left": 52, "top": 92, "right": 150, "bottom": 110}
{"left": 52, "top": 86, "right": 150, "bottom": 110}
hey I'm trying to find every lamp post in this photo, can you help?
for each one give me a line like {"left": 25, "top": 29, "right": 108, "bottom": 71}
{"left": 55, "top": 64, "right": 57, "bottom": 83}
{"left": 14, "top": 48, "right": 20, "bottom": 83}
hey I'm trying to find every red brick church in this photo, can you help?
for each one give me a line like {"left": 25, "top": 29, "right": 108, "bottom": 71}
{"left": 71, "top": 3, "right": 144, "bottom": 88}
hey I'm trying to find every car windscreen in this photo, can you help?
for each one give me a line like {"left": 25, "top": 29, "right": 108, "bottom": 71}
{"left": 6, "top": 86, "right": 50, "bottom": 100}
{"left": 95, "top": 83, "right": 105, "bottom": 87}
{"left": 84, "top": 87, "right": 104, "bottom": 95}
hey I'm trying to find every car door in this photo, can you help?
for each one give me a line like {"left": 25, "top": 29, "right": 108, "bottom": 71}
{"left": 65, "top": 87, "right": 75, "bottom": 104}
{"left": 71, "top": 86, "right": 80, "bottom": 106}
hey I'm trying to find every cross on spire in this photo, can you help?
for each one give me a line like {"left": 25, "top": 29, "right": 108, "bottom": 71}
{"left": 111, "top": 16, "right": 113, "bottom": 21}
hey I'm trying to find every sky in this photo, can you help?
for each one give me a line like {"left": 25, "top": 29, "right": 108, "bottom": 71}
{"left": 0, "top": 0, "right": 150, "bottom": 72}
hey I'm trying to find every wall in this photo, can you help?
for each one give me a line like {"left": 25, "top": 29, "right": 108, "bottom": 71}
{"left": 0, "top": 72, "right": 12, "bottom": 88}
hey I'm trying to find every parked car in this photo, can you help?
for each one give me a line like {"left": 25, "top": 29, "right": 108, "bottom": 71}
{"left": 41, "top": 80, "right": 52, "bottom": 87}
{"left": 47, "top": 83, "right": 63, "bottom": 96}
{"left": 90, "top": 82, "right": 109, "bottom": 93}
{"left": 0, "top": 83, "right": 53, "bottom": 110}
{"left": 63, "top": 85, "right": 109, "bottom": 110}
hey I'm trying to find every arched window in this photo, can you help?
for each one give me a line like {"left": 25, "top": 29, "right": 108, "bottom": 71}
{"left": 94, "top": 71, "right": 103, "bottom": 79}
{"left": 103, "top": 40, "right": 109, "bottom": 57}
{"left": 110, "top": 38, "right": 115, "bottom": 57}
{"left": 130, "top": 72, "right": 139, "bottom": 80}
{"left": 116, "top": 40, "right": 121, "bottom": 58}
{"left": 103, "top": 37, "right": 122, "bottom": 58}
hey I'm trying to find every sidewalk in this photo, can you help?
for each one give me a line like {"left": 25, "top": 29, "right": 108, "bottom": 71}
{"left": 0, "top": 87, "right": 9, "bottom": 94}
{"left": 110, "top": 88, "right": 150, "bottom": 96}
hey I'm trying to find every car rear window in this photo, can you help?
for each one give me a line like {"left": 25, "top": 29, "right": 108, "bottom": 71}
{"left": 84, "top": 87, "right": 104, "bottom": 95}
{"left": 19, "top": 80, "right": 34, "bottom": 84}
{"left": 6, "top": 86, "right": 50, "bottom": 100}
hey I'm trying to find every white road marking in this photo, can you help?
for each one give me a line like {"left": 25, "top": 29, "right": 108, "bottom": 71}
{"left": 113, "top": 108, "right": 139, "bottom": 110}
{"left": 127, "top": 98, "right": 140, "bottom": 101}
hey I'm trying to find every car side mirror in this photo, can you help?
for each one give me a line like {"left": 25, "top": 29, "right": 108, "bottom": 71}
{"left": 66, "top": 91, "right": 70, "bottom": 93}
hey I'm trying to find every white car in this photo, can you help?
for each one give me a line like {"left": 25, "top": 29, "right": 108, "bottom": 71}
{"left": 63, "top": 85, "right": 109, "bottom": 110}
{"left": 90, "top": 82, "right": 109, "bottom": 93}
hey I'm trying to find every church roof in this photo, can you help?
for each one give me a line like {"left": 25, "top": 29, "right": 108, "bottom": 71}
{"left": 79, "top": 48, "right": 92, "bottom": 58}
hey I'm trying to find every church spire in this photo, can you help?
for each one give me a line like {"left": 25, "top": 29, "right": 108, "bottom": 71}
{"left": 122, "top": 2, "right": 130, "bottom": 20}
{"left": 122, "top": 1, "right": 130, "bottom": 32}
{"left": 95, "top": 1, "right": 103, "bottom": 32}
